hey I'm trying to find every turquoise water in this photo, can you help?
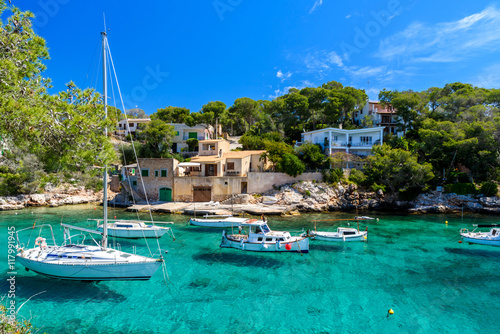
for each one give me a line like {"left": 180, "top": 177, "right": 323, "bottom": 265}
{"left": 1, "top": 205, "right": 499, "bottom": 333}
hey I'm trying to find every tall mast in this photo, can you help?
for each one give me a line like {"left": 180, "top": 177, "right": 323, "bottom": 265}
{"left": 101, "top": 31, "right": 108, "bottom": 250}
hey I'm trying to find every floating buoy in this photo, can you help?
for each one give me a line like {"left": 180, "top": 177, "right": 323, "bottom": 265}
{"left": 445, "top": 221, "right": 448, "bottom": 225}
{"left": 285, "top": 243, "right": 292, "bottom": 251}
{"left": 114, "top": 216, "right": 116, "bottom": 219}
{"left": 388, "top": 309, "right": 394, "bottom": 315}
{"left": 376, "top": 218, "right": 379, "bottom": 221}
{"left": 459, "top": 240, "right": 463, "bottom": 244}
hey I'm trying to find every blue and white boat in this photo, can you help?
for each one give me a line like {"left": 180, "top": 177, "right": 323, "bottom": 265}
{"left": 220, "top": 220, "right": 309, "bottom": 253}
{"left": 460, "top": 224, "right": 500, "bottom": 247}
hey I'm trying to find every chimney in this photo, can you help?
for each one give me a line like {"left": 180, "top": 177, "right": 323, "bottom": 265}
{"left": 339, "top": 124, "right": 342, "bottom": 129}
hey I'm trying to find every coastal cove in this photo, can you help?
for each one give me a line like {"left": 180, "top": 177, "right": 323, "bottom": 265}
{"left": 2, "top": 205, "right": 500, "bottom": 333}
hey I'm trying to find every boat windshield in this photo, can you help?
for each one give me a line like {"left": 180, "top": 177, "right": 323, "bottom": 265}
{"left": 261, "top": 224, "right": 271, "bottom": 234}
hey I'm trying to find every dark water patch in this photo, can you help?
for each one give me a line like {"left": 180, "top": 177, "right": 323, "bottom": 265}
{"left": 192, "top": 251, "right": 283, "bottom": 269}
{"left": 307, "top": 306, "right": 321, "bottom": 316}
{"left": 4, "top": 275, "right": 127, "bottom": 302}
{"left": 309, "top": 243, "right": 345, "bottom": 252}
{"left": 189, "top": 277, "right": 211, "bottom": 288}
{"left": 444, "top": 247, "right": 500, "bottom": 260}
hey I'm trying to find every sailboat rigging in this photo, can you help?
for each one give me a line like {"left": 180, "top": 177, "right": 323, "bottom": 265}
{"left": 15, "top": 32, "right": 163, "bottom": 280}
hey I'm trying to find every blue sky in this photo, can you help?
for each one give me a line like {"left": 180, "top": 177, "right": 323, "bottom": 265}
{"left": 11, "top": 0, "right": 500, "bottom": 115}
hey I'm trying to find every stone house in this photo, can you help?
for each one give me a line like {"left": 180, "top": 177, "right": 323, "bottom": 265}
{"left": 130, "top": 158, "right": 178, "bottom": 202}
{"left": 173, "top": 139, "right": 271, "bottom": 202}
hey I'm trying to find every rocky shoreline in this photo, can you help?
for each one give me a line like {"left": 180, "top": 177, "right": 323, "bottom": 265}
{"left": 1, "top": 181, "right": 499, "bottom": 215}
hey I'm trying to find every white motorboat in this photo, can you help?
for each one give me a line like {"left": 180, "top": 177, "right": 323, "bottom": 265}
{"left": 94, "top": 219, "right": 172, "bottom": 238}
{"left": 15, "top": 32, "right": 163, "bottom": 281}
{"left": 189, "top": 215, "right": 249, "bottom": 228}
{"left": 460, "top": 224, "right": 500, "bottom": 247}
{"left": 308, "top": 227, "right": 368, "bottom": 242}
{"left": 220, "top": 220, "right": 309, "bottom": 253}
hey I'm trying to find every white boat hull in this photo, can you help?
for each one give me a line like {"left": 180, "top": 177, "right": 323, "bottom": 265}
{"left": 461, "top": 234, "right": 500, "bottom": 247}
{"left": 220, "top": 234, "right": 309, "bottom": 253}
{"left": 97, "top": 226, "right": 169, "bottom": 239}
{"left": 310, "top": 231, "right": 367, "bottom": 242}
{"left": 16, "top": 246, "right": 162, "bottom": 280}
{"left": 189, "top": 217, "right": 248, "bottom": 228}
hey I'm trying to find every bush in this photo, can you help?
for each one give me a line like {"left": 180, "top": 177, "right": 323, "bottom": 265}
{"left": 305, "top": 190, "right": 311, "bottom": 196}
{"left": 348, "top": 169, "right": 366, "bottom": 186}
{"left": 480, "top": 181, "right": 498, "bottom": 197}
{"left": 322, "top": 168, "right": 343, "bottom": 184}
{"left": 444, "top": 183, "right": 478, "bottom": 195}
{"left": 371, "top": 183, "right": 386, "bottom": 193}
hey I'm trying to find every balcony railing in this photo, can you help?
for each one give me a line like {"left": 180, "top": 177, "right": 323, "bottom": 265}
{"left": 182, "top": 135, "right": 206, "bottom": 141}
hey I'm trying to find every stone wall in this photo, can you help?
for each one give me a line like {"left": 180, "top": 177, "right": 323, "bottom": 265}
{"left": 247, "top": 172, "right": 323, "bottom": 193}
{"left": 173, "top": 176, "right": 246, "bottom": 202}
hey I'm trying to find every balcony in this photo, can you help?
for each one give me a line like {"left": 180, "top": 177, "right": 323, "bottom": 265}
{"left": 226, "top": 170, "right": 241, "bottom": 176}
{"left": 182, "top": 134, "right": 206, "bottom": 141}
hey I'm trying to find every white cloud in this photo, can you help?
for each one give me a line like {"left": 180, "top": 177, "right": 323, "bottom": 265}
{"left": 471, "top": 64, "right": 500, "bottom": 88}
{"left": 269, "top": 80, "right": 315, "bottom": 99}
{"left": 304, "top": 50, "right": 343, "bottom": 77}
{"left": 276, "top": 70, "right": 292, "bottom": 82}
{"left": 345, "top": 14, "right": 351, "bottom": 19}
{"left": 378, "top": 6, "right": 500, "bottom": 63}
{"left": 309, "top": 0, "right": 323, "bottom": 14}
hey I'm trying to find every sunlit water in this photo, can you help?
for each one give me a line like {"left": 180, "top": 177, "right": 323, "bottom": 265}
{"left": 1, "top": 204, "right": 499, "bottom": 333}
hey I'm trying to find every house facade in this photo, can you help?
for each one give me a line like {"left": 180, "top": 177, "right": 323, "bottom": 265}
{"left": 300, "top": 127, "right": 384, "bottom": 157}
{"left": 173, "top": 139, "right": 271, "bottom": 202}
{"left": 170, "top": 123, "right": 213, "bottom": 154}
{"left": 354, "top": 101, "right": 401, "bottom": 135}
{"left": 115, "top": 118, "right": 151, "bottom": 137}
{"left": 122, "top": 158, "right": 178, "bottom": 202}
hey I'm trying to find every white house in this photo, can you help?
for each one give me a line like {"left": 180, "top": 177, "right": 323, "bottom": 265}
{"left": 354, "top": 101, "right": 402, "bottom": 136}
{"left": 115, "top": 118, "right": 151, "bottom": 137}
{"left": 170, "top": 123, "right": 213, "bottom": 153}
{"left": 300, "top": 126, "right": 384, "bottom": 156}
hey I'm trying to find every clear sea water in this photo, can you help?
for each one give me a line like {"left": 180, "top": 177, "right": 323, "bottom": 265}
{"left": 1, "top": 204, "right": 499, "bottom": 333}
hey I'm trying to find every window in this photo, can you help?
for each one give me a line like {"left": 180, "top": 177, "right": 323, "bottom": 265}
{"left": 141, "top": 169, "right": 149, "bottom": 177}
{"left": 176, "top": 131, "right": 180, "bottom": 136}
{"left": 132, "top": 180, "right": 137, "bottom": 186}
{"left": 360, "top": 136, "right": 373, "bottom": 145}
{"left": 154, "top": 170, "right": 159, "bottom": 177}
{"left": 129, "top": 123, "right": 134, "bottom": 128}
{"left": 333, "top": 136, "right": 338, "bottom": 141}
{"left": 161, "top": 169, "right": 168, "bottom": 177}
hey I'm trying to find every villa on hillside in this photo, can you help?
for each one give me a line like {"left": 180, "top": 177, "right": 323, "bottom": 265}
{"left": 299, "top": 126, "right": 384, "bottom": 157}
{"left": 173, "top": 139, "right": 271, "bottom": 202}
{"left": 170, "top": 123, "right": 213, "bottom": 154}
{"left": 115, "top": 118, "right": 151, "bottom": 137}
{"left": 354, "top": 101, "right": 402, "bottom": 136}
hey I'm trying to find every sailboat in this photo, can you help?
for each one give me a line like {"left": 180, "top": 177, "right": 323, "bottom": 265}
{"left": 15, "top": 32, "right": 163, "bottom": 280}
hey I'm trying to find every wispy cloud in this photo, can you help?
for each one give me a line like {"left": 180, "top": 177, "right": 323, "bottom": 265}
{"left": 472, "top": 64, "right": 500, "bottom": 88}
{"left": 270, "top": 80, "right": 315, "bottom": 99}
{"left": 276, "top": 70, "right": 292, "bottom": 82}
{"left": 378, "top": 6, "right": 500, "bottom": 63}
{"left": 309, "top": 0, "right": 323, "bottom": 14}
{"left": 304, "top": 50, "right": 343, "bottom": 77}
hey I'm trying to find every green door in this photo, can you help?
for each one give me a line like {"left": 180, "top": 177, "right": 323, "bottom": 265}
{"left": 188, "top": 132, "right": 197, "bottom": 139}
{"left": 159, "top": 187, "right": 172, "bottom": 202}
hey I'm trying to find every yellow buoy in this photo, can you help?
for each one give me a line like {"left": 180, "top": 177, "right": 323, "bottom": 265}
{"left": 388, "top": 309, "right": 394, "bottom": 315}
{"left": 445, "top": 221, "right": 448, "bottom": 224}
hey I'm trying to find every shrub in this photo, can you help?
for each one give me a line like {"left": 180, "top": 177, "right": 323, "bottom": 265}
{"left": 305, "top": 190, "right": 311, "bottom": 196}
{"left": 322, "top": 168, "right": 343, "bottom": 184}
{"left": 371, "top": 183, "right": 386, "bottom": 193}
{"left": 444, "top": 183, "right": 478, "bottom": 195}
{"left": 348, "top": 169, "right": 366, "bottom": 186}
{"left": 480, "top": 181, "right": 498, "bottom": 197}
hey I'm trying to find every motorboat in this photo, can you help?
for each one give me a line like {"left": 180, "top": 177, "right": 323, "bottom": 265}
{"left": 189, "top": 215, "right": 250, "bottom": 228}
{"left": 460, "top": 224, "right": 500, "bottom": 247}
{"left": 94, "top": 219, "right": 173, "bottom": 238}
{"left": 308, "top": 227, "right": 368, "bottom": 242}
{"left": 220, "top": 219, "right": 309, "bottom": 253}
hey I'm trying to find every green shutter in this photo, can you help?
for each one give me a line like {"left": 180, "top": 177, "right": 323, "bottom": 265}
{"left": 161, "top": 169, "right": 167, "bottom": 177}
{"left": 189, "top": 132, "right": 197, "bottom": 139}
{"left": 141, "top": 169, "right": 149, "bottom": 177}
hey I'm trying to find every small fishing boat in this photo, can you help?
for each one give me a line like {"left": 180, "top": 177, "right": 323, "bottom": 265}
{"left": 94, "top": 219, "right": 173, "bottom": 239}
{"left": 189, "top": 215, "right": 249, "bottom": 228}
{"left": 220, "top": 220, "right": 309, "bottom": 253}
{"left": 308, "top": 227, "right": 368, "bottom": 242}
{"left": 460, "top": 224, "right": 500, "bottom": 247}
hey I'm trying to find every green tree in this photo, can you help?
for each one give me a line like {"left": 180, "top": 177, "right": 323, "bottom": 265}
{"left": 137, "top": 119, "right": 176, "bottom": 158}
{"left": 153, "top": 106, "right": 190, "bottom": 123}
{"left": 276, "top": 153, "right": 305, "bottom": 177}
{"left": 364, "top": 144, "right": 434, "bottom": 194}
{"left": 296, "top": 142, "right": 327, "bottom": 169}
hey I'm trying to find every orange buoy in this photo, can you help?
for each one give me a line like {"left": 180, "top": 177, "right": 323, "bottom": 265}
{"left": 285, "top": 243, "right": 292, "bottom": 251}
{"left": 458, "top": 240, "right": 463, "bottom": 244}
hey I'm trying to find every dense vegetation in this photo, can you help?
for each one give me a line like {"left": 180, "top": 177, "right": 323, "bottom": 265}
{"left": 0, "top": 1, "right": 498, "bottom": 198}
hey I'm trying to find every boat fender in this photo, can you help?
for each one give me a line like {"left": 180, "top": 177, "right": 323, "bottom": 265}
{"left": 240, "top": 238, "right": 244, "bottom": 249}
{"left": 277, "top": 240, "right": 281, "bottom": 249}
{"left": 285, "top": 243, "right": 292, "bottom": 251}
